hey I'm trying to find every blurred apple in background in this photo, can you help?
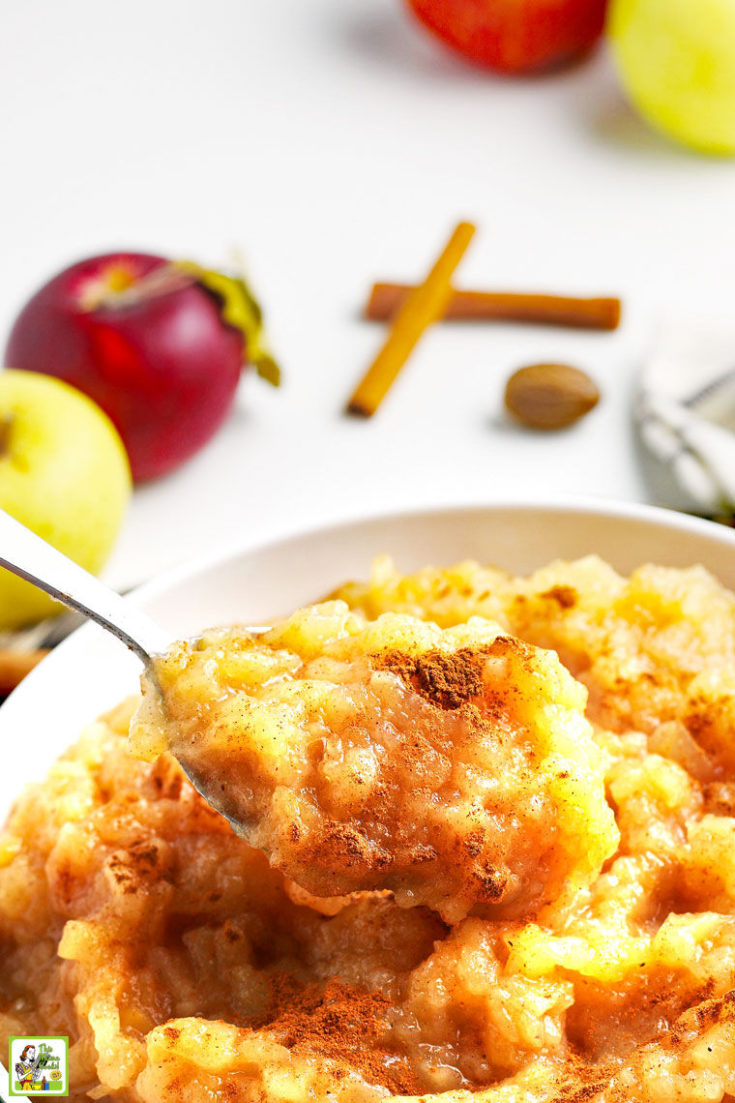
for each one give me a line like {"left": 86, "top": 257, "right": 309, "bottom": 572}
{"left": 5, "top": 252, "right": 279, "bottom": 483}
{"left": 0, "top": 370, "right": 131, "bottom": 629}
{"left": 608, "top": 0, "right": 735, "bottom": 155}
{"left": 405, "top": 0, "right": 608, "bottom": 74}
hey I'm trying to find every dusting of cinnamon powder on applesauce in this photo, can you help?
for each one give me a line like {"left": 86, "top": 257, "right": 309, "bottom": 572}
{"left": 261, "top": 976, "right": 422, "bottom": 1095}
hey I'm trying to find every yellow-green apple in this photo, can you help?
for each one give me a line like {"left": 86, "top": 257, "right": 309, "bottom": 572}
{"left": 609, "top": 0, "right": 735, "bottom": 155}
{"left": 0, "top": 369, "right": 131, "bottom": 629}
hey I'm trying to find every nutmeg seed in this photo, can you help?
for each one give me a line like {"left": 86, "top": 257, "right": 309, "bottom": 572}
{"left": 504, "top": 363, "right": 600, "bottom": 430}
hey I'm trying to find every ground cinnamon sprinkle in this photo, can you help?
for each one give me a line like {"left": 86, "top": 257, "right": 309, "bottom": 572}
{"left": 382, "top": 637, "right": 531, "bottom": 712}
{"left": 262, "top": 974, "right": 422, "bottom": 1094}
{"left": 552, "top": 1051, "right": 617, "bottom": 1103}
{"left": 382, "top": 646, "right": 487, "bottom": 709}
{"left": 541, "top": 585, "right": 578, "bottom": 609}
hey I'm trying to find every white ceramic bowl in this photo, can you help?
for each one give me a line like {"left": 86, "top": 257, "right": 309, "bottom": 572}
{"left": 3, "top": 497, "right": 735, "bottom": 824}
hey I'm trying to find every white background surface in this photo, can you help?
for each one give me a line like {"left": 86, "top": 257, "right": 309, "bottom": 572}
{"left": 2, "top": 0, "right": 735, "bottom": 587}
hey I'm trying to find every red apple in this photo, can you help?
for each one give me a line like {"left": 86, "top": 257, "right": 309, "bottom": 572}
{"left": 4, "top": 252, "right": 278, "bottom": 482}
{"left": 405, "top": 0, "right": 608, "bottom": 75}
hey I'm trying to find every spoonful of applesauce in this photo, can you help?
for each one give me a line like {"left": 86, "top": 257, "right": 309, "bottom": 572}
{"left": 0, "top": 507, "right": 619, "bottom": 924}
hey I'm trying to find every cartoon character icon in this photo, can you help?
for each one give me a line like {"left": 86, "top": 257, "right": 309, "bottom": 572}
{"left": 15, "top": 1044, "right": 41, "bottom": 1090}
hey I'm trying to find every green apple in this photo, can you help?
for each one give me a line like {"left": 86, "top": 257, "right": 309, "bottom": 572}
{"left": 608, "top": 0, "right": 735, "bottom": 155}
{"left": 0, "top": 369, "right": 131, "bottom": 629}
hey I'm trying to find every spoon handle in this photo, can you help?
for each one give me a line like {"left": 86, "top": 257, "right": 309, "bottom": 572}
{"left": 0, "top": 509, "right": 169, "bottom": 665}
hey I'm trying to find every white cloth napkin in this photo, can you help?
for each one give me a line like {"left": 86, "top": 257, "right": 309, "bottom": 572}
{"left": 636, "top": 315, "right": 735, "bottom": 514}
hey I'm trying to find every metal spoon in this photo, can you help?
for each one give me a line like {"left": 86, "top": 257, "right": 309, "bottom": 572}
{"left": 0, "top": 508, "right": 278, "bottom": 836}
{"left": 0, "top": 508, "right": 170, "bottom": 666}
{"left": 0, "top": 508, "right": 268, "bottom": 666}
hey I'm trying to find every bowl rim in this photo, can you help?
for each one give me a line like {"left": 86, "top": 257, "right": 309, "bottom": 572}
{"left": 4, "top": 494, "right": 735, "bottom": 722}
{"left": 112, "top": 493, "right": 735, "bottom": 614}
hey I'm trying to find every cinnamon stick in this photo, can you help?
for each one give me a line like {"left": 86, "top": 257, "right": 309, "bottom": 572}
{"left": 0, "top": 648, "right": 49, "bottom": 696}
{"left": 346, "top": 222, "right": 476, "bottom": 417}
{"left": 365, "top": 283, "right": 621, "bottom": 331}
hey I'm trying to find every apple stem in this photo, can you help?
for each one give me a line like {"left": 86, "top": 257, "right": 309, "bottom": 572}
{"left": 0, "top": 414, "right": 13, "bottom": 456}
{"left": 80, "top": 264, "right": 197, "bottom": 312}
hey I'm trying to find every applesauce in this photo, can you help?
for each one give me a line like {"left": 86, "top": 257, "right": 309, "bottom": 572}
{"left": 131, "top": 606, "right": 617, "bottom": 924}
{"left": 1, "top": 555, "right": 735, "bottom": 1102}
